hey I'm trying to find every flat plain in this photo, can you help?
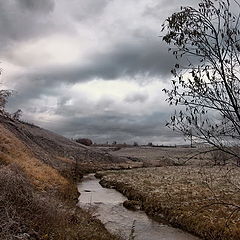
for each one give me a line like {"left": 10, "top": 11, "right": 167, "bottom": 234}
{"left": 96, "top": 146, "right": 240, "bottom": 240}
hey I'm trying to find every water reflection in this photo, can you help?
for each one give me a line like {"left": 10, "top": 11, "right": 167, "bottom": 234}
{"left": 78, "top": 174, "right": 200, "bottom": 240}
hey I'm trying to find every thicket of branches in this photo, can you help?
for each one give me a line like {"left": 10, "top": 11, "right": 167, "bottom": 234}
{"left": 0, "top": 72, "right": 21, "bottom": 120}
{"left": 0, "top": 89, "right": 12, "bottom": 116}
{"left": 162, "top": 0, "right": 240, "bottom": 164}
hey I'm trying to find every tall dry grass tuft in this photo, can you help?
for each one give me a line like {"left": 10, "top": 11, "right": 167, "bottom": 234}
{"left": 0, "top": 164, "right": 119, "bottom": 240}
{"left": 0, "top": 124, "right": 69, "bottom": 191}
{"left": 0, "top": 164, "right": 65, "bottom": 240}
{"left": 99, "top": 167, "right": 240, "bottom": 240}
{"left": 0, "top": 122, "right": 120, "bottom": 240}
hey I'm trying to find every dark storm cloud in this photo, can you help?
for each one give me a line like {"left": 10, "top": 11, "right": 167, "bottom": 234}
{"left": 3, "top": 0, "right": 193, "bottom": 143}
{"left": 125, "top": 92, "right": 148, "bottom": 103}
{"left": 144, "top": 0, "right": 199, "bottom": 19}
{"left": 6, "top": 79, "right": 65, "bottom": 111}
{"left": 0, "top": 0, "right": 55, "bottom": 51}
{"left": 7, "top": 37, "right": 175, "bottom": 110}
{"left": 18, "top": 0, "right": 55, "bottom": 13}
{"left": 44, "top": 111, "right": 182, "bottom": 144}
{"left": 73, "top": 0, "right": 112, "bottom": 21}
{"left": 16, "top": 39, "right": 175, "bottom": 86}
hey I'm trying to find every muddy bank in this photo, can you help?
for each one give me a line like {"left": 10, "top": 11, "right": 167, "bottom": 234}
{"left": 96, "top": 168, "right": 240, "bottom": 240}
{"left": 78, "top": 174, "right": 200, "bottom": 240}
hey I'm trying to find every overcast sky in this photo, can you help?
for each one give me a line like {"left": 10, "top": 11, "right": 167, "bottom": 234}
{"left": 1, "top": 0, "right": 197, "bottom": 145}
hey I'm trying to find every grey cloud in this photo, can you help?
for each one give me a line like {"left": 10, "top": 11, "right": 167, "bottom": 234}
{"left": 16, "top": 39, "right": 175, "bottom": 85}
{"left": 5, "top": 0, "right": 177, "bottom": 106}
{"left": 3, "top": 0, "right": 189, "bottom": 145}
{"left": 6, "top": 79, "right": 65, "bottom": 111}
{"left": 7, "top": 33, "right": 176, "bottom": 114}
{"left": 95, "top": 98, "right": 115, "bottom": 110}
{"left": 73, "top": 0, "right": 112, "bottom": 21}
{"left": 144, "top": 0, "right": 199, "bottom": 18}
{"left": 0, "top": 0, "right": 55, "bottom": 50}
{"left": 8, "top": 90, "right": 183, "bottom": 144}
{"left": 38, "top": 111, "right": 182, "bottom": 144}
{"left": 125, "top": 92, "right": 148, "bottom": 103}
{"left": 8, "top": 38, "right": 175, "bottom": 109}
{"left": 18, "top": 0, "right": 55, "bottom": 13}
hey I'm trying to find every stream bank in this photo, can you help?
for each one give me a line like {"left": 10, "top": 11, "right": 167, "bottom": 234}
{"left": 78, "top": 174, "right": 200, "bottom": 240}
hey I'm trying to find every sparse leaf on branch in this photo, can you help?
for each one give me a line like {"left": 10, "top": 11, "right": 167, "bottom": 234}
{"left": 162, "top": 0, "right": 240, "bottom": 163}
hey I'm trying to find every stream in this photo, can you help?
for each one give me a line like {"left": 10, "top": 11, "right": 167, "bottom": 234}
{"left": 77, "top": 174, "right": 200, "bottom": 240}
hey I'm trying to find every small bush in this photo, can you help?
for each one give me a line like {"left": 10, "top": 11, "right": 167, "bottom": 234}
{"left": 123, "top": 200, "right": 141, "bottom": 211}
{"left": 76, "top": 138, "right": 93, "bottom": 146}
{"left": 211, "top": 150, "right": 229, "bottom": 165}
{"left": 133, "top": 142, "right": 139, "bottom": 147}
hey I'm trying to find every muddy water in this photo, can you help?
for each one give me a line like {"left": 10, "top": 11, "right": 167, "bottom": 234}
{"left": 78, "top": 174, "right": 200, "bottom": 240}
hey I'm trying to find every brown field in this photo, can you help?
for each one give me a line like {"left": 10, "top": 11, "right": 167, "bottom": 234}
{"left": 102, "top": 146, "right": 213, "bottom": 167}
{"left": 97, "top": 165, "right": 240, "bottom": 240}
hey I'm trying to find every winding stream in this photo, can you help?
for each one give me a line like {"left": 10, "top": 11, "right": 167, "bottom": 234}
{"left": 77, "top": 174, "right": 200, "bottom": 240}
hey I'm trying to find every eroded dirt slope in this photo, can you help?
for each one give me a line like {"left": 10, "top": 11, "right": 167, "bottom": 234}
{"left": 0, "top": 116, "right": 123, "bottom": 240}
{"left": 0, "top": 116, "right": 127, "bottom": 173}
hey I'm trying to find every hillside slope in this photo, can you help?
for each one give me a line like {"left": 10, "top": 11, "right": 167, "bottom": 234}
{"left": 0, "top": 116, "right": 125, "bottom": 240}
{"left": 0, "top": 116, "right": 127, "bottom": 174}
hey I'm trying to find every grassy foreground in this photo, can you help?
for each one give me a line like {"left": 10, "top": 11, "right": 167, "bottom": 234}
{"left": 97, "top": 166, "right": 240, "bottom": 240}
{"left": 0, "top": 124, "right": 120, "bottom": 240}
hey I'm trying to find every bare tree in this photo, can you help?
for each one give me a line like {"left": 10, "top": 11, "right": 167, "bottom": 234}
{"left": 0, "top": 90, "right": 12, "bottom": 113}
{"left": 133, "top": 142, "right": 139, "bottom": 147}
{"left": 11, "top": 109, "right": 22, "bottom": 121}
{"left": 162, "top": 0, "right": 240, "bottom": 164}
{"left": 0, "top": 68, "right": 17, "bottom": 119}
{"left": 0, "top": 85, "right": 12, "bottom": 118}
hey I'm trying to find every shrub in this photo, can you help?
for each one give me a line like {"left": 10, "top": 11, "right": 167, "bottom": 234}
{"left": 133, "top": 142, "right": 139, "bottom": 147}
{"left": 211, "top": 150, "right": 229, "bottom": 166}
{"left": 76, "top": 138, "right": 93, "bottom": 146}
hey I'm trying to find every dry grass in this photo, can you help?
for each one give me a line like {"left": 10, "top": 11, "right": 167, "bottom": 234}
{"left": 0, "top": 164, "right": 62, "bottom": 240}
{"left": 0, "top": 164, "right": 119, "bottom": 240}
{"left": 98, "top": 166, "right": 240, "bottom": 240}
{"left": 109, "top": 146, "right": 212, "bottom": 166}
{"left": 0, "top": 123, "right": 120, "bottom": 239}
{"left": 0, "top": 125, "right": 68, "bottom": 191}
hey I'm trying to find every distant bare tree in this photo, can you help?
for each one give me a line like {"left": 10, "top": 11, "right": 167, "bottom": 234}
{"left": 11, "top": 109, "right": 22, "bottom": 121}
{"left": 133, "top": 142, "right": 139, "bottom": 147}
{"left": 162, "top": 0, "right": 240, "bottom": 164}
{"left": 0, "top": 69, "right": 22, "bottom": 120}
{"left": 0, "top": 90, "right": 12, "bottom": 113}
{"left": 0, "top": 70, "right": 12, "bottom": 118}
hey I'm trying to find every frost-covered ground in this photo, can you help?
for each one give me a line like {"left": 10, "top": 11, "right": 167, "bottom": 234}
{"left": 98, "top": 166, "right": 240, "bottom": 240}
{"left": 107, "top": 146, "right": 213, "bottom": 166}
